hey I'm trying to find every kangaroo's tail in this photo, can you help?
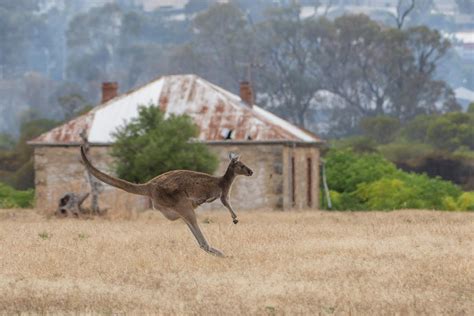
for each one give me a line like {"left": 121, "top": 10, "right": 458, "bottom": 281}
{"left": 80, "top": 145, "right": 149, "bottom": 196}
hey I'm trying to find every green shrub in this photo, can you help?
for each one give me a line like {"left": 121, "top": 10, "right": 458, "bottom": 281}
{"left": 325, "top": 149, "right": 398, "bottom": 193}
{"left": 452, "top": 148, "right": 474, "bottom": 161}
{"left": 327, "top": 190, "right": 340, "bottom": 209}
{"left": 397, "top": 172, "right": 462, "bottom": 206}
{"left": 324, "top": 148, "right": 464, "bottom": 211}
{"left": 332, "top": 136, "right": 378, "bottom": 153}
{"left": 442, "top": 196, "right": 458, "bottom": 211}
{"left": 356, "top": 178, "right": 421, "bottom": 210}
{"left": 321, "top": 190, "right": 365, "bottom": 211}
{"left": 458, "top": 192, "right": 474, "bottom": 211}
{"left": 443, "top": 192, "right": 474, "bottom": 211}
{"left": 426, "top": 112, "right": 474, "bottom": 151}
{"left": 401, "top": 112, "right": 474, "bottom": 151}
{"left": 356, "top": 173, "right": 461, "bottom": 210}
{"left": 0, "top": 182, "right": 34, "bottom": 208}
{"left": 401, "top": 115, "right": 432, "bottom": 143}
{"left": 111, "top": 105, "right": 219, "bottom": 183}
{"left": 359, "top": 116, "right": 401, "bottom": 144}
{"left": 378, "top": 143, "right": 435, "bottom": 165}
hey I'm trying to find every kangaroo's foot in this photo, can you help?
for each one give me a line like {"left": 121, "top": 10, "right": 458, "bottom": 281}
{"left": 201, "top": 245, "right": 224, "bottom": 257}
{"left": 230, "top": 212, "right": 238, "bottom": 224}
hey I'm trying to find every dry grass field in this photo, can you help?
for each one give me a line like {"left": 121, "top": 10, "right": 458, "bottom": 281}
{"left": 0, "top": 208, "right": 472, "bottom": 315}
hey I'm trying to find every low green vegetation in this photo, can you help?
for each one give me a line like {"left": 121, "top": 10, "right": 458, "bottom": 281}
{"left": 0, "top": 182, "right": 34, "bottom": 208}
{"left": 359, "top": 110, "right": 474, "bottom": 153}
{"left": 323, "top": 149, "right": 473, "bottom": 211}
{"left": 328, "top": 107, "right": 474, "bottom": 211}
{"left": 38, "top": 231, "right": 50, "bottom": 240}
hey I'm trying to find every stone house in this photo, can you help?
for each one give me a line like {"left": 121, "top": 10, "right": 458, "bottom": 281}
{"left": 29, "top": 75, "right": 323, "bottom": 212}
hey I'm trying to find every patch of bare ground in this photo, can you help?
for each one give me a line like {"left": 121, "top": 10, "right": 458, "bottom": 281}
{"left": 0, "top": 208, "right": 472, "bottom": 314}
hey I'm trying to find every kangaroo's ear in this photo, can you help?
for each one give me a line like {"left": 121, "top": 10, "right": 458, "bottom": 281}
{"left": 228, "top": 152, "right": 240, "bottom": 161}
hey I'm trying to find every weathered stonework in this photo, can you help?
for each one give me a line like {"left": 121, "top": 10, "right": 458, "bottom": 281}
{"left": 33, "top": 142, "right": 320, "bottom": 213}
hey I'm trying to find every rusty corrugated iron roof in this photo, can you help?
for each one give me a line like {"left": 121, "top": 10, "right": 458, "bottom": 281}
{"left": 29, "top": 75, "right": 321, "bottom": 145}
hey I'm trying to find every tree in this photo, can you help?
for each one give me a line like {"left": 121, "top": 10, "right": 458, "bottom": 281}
{"left": 387, "top": 26, "right": 453, "bottom": 120}
{"left": 391, "top": 0, "right": 436, "bottom": 28}
{"left": 0, "top": 134, "right": 14, "bottom": 151}
{"left": 66, "top": 3, "right": 124, "bottom": 83}
{"left": 172, "top": 3, "right": 256, "bottom": 92}
{"left": 393, "top": 0, "right": 415, "bottom": 29}
{"left": 0, "top": 118, "right": 59, "bottom": 189}
{"left": 58, "top": 94, "right": 91, "bottom": 120}
{"left": 256, "top": 4, "right": 323, "bottom": 127}
{"left": 307, "top": 15, "right": 455, "bottom": 134}
{"left": 111, "top": 105, "right": 218, "bottom": 183}
{"left": 66, "top": 4, "right": 190, "bottom": 91}
{"left": 308, "top": 14, "right": 385, "bottom": 127}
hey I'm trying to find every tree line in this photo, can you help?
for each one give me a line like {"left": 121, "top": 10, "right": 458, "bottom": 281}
{"left": 65, "top": 2, "right": 459, "bottom": 135}
{"left": 0, "top": 1, "right": 463, "bottom": 138}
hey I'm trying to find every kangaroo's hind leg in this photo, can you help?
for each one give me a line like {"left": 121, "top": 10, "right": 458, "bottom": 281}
{"left": 178, "top": 206, "right": 224, "bottom": 257}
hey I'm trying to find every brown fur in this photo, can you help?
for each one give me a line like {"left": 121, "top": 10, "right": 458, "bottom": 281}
{"left": 80, "top": 146, "right": 253, "bottom": 257}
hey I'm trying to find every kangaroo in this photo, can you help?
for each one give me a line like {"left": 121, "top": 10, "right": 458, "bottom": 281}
{"left": 80, "top": 146, "right": 253, "bottom": 257}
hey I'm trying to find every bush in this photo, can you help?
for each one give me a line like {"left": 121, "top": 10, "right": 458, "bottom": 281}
{"left": 324, "top": 149, "right": 398, "bottom": 193}
{"left": 401, "top": 115, "right": 432, "bottom": 143}
{"left": 0, "top": 182, "right": 34, "bottom": 208}
{"left": 321, "top": 190, "right": 365, "bottom": 211}
{"left": 332, "top": 136, "right": 378, "bottom": 153}
{"left": 359, "top": 116, "right": 401, "bottom": 144}
{"left": 378, "top": 148, "right": 474, "bottom": 191}
{"left": 323, "top": 148, "right": 464, "bottom": 211}
{"left": 356, "top": 178, "right": 422, "bottom": 210}
{"left": 355, "top": 173, "right": 462, "bottom": 210}
{"left": 401, "top": 112, "right": 474, "bottom": 151}
{"left": 458, "top": 192, "right": 474, "bottom": 211}
{"left": 111, "top": 105, "right": 219, "bottom": 183}
{"left": 378, "top": 143, "right": 435, "bottom": 165}
{"left": 443, "top": 192, "right": 474, "bottom": 211}
{"left": 425, "top": 112, "right": 474, "bottom": 151}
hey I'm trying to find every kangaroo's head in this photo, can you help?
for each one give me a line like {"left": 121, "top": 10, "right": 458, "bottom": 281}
{"left": 228, "top": 152, "right": 253, "bottom": 176}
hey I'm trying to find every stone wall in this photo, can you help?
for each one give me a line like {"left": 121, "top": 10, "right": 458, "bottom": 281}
{"left": 282, "top": 146, "right": 320, "bottom": 210}
{"left": 34, "top": 146, "right": 148, "bottom": 213}
{"left": 33, "top": 143, "right": 320, "bottom": 213}
{"left": 201, "top": 143, "right": 285, "bottom": 211}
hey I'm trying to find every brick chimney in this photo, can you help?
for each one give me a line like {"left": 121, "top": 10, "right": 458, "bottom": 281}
{"left": 101, "top": 82, "right": 118, "bottom": 103}
{"left": 239, "top": 81, "right": 254, "bottom": 107}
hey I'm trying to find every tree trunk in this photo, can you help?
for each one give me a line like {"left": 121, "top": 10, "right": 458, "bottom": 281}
{"left": 80, "top": 129, "right": 105, "bottom": 215}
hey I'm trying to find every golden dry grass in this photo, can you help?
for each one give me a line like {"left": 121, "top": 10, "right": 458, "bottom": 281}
{"left": 0, "top": 208, "right": 472, "bottom": 315}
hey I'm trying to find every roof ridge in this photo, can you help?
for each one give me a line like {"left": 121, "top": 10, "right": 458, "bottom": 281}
{"left": 29, "top": 74, "right": 323, "bottom": 145}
